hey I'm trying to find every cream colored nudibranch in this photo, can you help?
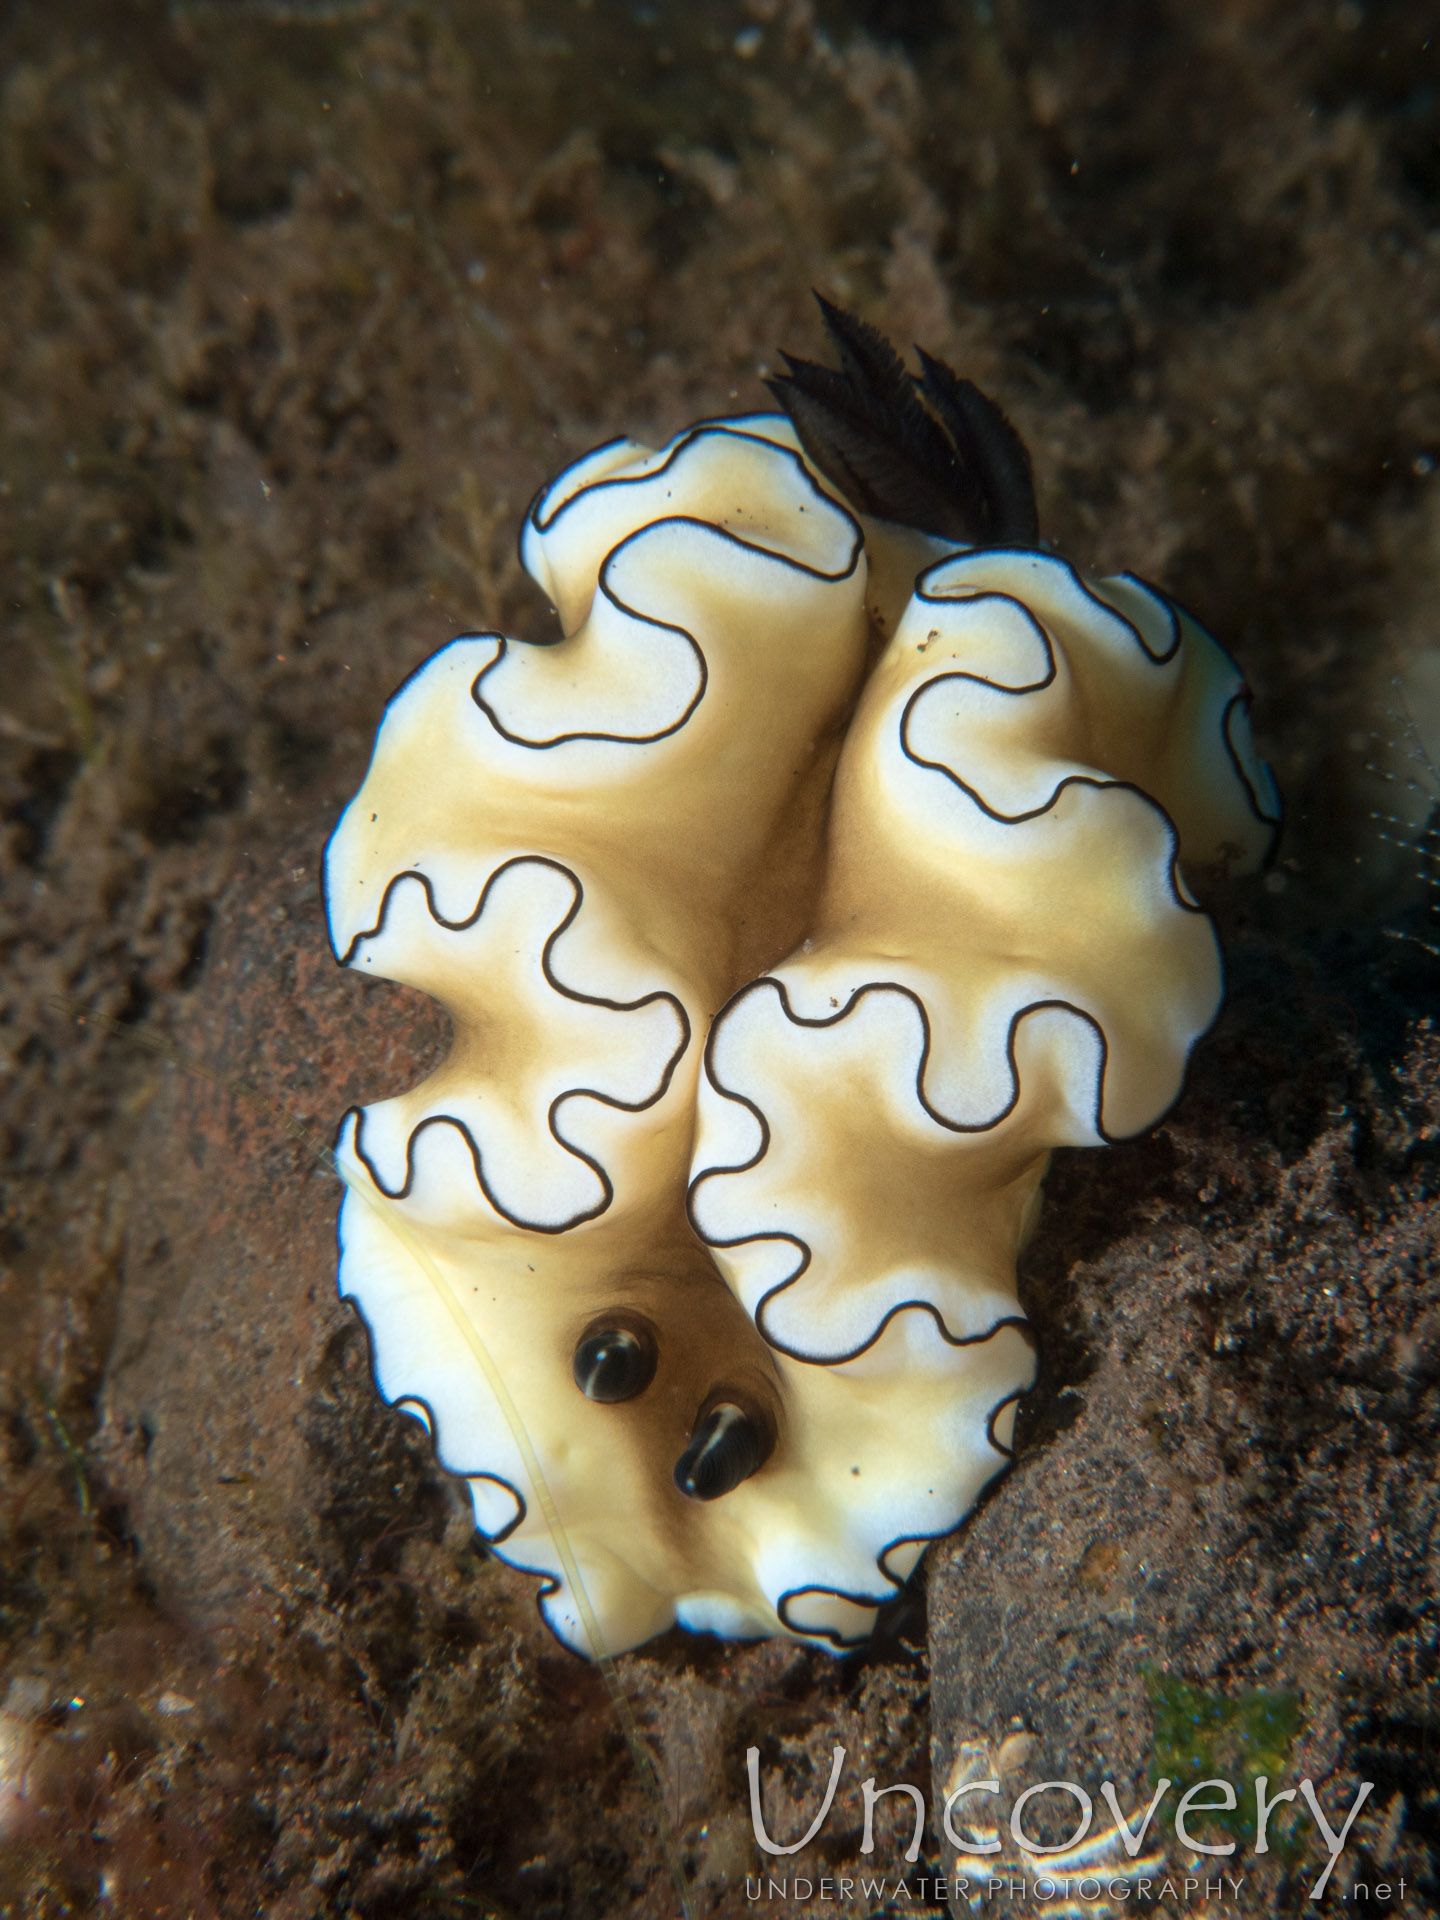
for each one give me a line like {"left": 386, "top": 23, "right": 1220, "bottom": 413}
{"left": 324, "top": 301, "right": 1278, "bottom": 1659}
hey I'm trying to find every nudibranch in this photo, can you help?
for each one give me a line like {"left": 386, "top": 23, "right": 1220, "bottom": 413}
{"left": 324, "top": 300, "right": 1280, "bottom": 1656}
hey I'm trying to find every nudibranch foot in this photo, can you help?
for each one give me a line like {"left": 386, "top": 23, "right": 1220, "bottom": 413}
{"left": 324, "top": 306, "right": 1277, "bottom": 1659}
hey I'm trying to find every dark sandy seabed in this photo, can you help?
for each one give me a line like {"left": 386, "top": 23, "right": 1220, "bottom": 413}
{"left": 1, "top": 0, "right": 1439, "bottom": 1914}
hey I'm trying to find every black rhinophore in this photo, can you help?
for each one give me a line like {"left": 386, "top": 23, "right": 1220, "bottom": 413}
{"left": 673, "top": 1401, "right": 773, "bottom": 1502}
{"left": 572, "top": 1319, "right": 659, "bottom": 1403}
{"left": 766, "top": 293, "right": 1039, "bottom": 547}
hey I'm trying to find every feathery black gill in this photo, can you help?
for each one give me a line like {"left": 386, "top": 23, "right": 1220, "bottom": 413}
{"left": 765, "top": 293, "right": 1039, "bottom": 547}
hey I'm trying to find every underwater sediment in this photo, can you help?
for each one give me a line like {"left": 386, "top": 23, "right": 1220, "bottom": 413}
{"left": 1, "top": 0, "right": 1438, "bottom": 1913}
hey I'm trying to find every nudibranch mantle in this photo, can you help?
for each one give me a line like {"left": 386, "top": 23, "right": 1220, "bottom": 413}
{"left": 325, "top": 344, "right": 1278, "bottom": 1657}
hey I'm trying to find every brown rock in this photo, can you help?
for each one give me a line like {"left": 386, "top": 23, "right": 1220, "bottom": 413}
{"left": 929, "top": 929, "right": 1440, "bottom": 1914}
{"left": 100, "top": 832, "right": 449, "bottom": 1630}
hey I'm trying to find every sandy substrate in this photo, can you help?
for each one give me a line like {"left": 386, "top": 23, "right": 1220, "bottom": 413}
{"left": 1, "top": 1, "right": 1438, "bottom": 1914}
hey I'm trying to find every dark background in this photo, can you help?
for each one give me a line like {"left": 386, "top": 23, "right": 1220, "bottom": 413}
{"left": 1, "top": 2, "right": 1438, "bottom": 1914}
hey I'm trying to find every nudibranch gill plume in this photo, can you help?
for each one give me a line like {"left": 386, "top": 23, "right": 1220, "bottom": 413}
{"left": 323, "top": 300, "right": 1280, "bottom": 1657}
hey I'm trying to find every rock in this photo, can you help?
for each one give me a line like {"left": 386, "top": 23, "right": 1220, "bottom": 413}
{"left": 928, "top": 928, "right": 1440, "bottom": 1913}
{"left": 100, "top": 831, "right": 450, "bottom": 1630}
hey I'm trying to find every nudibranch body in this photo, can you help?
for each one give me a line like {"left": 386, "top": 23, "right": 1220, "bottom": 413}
{"left": 325, "top": 307, "right": 1279, "bottom": 1656}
